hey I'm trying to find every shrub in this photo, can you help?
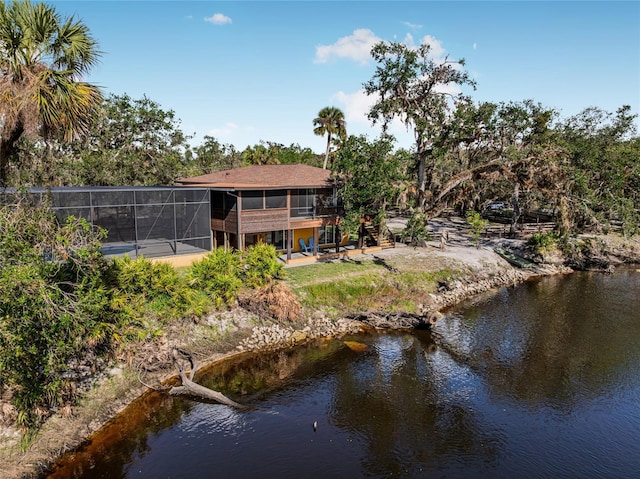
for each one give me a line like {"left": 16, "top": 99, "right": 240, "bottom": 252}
{"left": 527, "top": 232, "right": 559, "bottom": 254}
{"left": 108, "top": 255, "right": 194, "bottom": 317}
{"left": 0, "top": 197, "right": 123, "bottom": 430}
{"left": 466, "top": 211, "right": 488, "bottom": 248}
{"left": 243, "top": 243, "right": 284, "bottom": 288}
{"left": 189, "top": 248, "right": 244, "bottom": 307}
{"left": 402, "top": 210, "right": 431, "bottom": 246}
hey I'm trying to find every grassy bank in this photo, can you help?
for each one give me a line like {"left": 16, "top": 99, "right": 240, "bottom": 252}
{"left": 285, "top": 253, "right": 462, "bottom": 316}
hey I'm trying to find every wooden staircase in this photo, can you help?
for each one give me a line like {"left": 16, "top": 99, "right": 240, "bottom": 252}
{"left": 363, "top": 222, "right": 395, "bottom": 249}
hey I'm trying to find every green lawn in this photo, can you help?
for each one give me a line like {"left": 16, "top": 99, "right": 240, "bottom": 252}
{"left": 285, "top": 258, "right": 459, "bottom": 314}
{"left": 285, "top": 258, "right": 386, "bottom": 287}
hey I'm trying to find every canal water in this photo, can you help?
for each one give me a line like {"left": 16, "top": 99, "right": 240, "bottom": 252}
{"left": 45, "top": 266, "right": 640, "bottom": 478}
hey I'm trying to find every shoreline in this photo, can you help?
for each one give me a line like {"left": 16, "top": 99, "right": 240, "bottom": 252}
{"left": 2, "top": 232, "right": 639, "bottom": 479}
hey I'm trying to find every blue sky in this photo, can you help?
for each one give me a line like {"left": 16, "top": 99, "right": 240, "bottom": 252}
{"left": 51, "top": 1, "right": 639, "bottom": 153}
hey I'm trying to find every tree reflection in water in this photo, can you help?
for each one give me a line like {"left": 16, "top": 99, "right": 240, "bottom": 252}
{"left": 437, "top": 267, "right": 640, "bottom": 411}
{"left": 43, "top": 267, "right": 640, "bottom": 479}
{"left": 330, "top": 332, "right": 503, "bottom": 477}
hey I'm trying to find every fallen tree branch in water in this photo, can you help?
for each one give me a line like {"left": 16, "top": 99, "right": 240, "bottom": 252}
{"left": 167, "top": 349, "right": 249, "bottom": 409}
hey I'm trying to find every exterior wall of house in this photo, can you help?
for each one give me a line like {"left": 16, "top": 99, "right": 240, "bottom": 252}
{"left": 211, "top": 209, "right": 237, "bottom": 233}
{"left": 293, "top": 228, "right": 315, "bottom": 252}
{"left": 240, "top": 209, "right": 289, "bottom": 234}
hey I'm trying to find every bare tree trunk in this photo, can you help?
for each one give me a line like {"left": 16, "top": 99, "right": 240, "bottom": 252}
{"left": 509, "top": 182, "right": 521, "bottom": 237}
{"left": 0, "top": 124, "right": 25, "bottom": 187}
{"left": 167, "top": 350, "right": 249, "bottom": 409}
{"left": 322, "top": 133, "right": 332, "bottom": 170}
{"left": 417, "top": 153, "right": 426, "bottom": 209}
{"left": 417, "top": 144, "right": 438, "bottom": 213}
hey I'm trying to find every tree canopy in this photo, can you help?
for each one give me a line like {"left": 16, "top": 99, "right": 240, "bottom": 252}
{"left": 364, "top": 40, "right": 476, "bottom": 209}
{"left": 361, "top": 40, "right": 596, "bottom": 235}
{"left": 559, "top": 106, "right": 640, "bottom": 236}
{"left": 333, "top": 133, "right": 403, "bottom": 235}
{"left": 0, "top": 0, "right": 102, "bottom": 186}
{"left": 70, "top": 93, "right": 190, "bottom": 185}
{"left": 186, "top": 135, "right": 242, "bottom": 176}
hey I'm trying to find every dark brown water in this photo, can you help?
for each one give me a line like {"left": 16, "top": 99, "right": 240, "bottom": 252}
{"left": 45, "top": 266, "right": 640, "bottom": 478}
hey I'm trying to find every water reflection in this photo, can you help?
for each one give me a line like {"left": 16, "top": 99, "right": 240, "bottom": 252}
{"left": 437, "top": 267, "right": 640, "bottom": 411}
{"left": 44, "top": 267, "right": 640, "bottom": 478}
{"left": 46, "top": 390, "right": 192, "bottom": 479}
{"left": 330, "top": 332, "right": 503, "bottom": 477}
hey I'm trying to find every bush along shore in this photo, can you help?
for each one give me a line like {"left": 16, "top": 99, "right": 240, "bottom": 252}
{"left": 1, "top": 225, "right": 640, "bottom": 479}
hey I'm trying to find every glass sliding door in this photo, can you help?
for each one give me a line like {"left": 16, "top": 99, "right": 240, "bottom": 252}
{"left": 290, "top": 189, "right": 315, "bottom": 218}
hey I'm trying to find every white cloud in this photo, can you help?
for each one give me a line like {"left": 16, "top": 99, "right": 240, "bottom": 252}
{"left": 314, "top": 28, "right": 382, "bottom": 65}
{"left": 204, "top": 13, "right": 232, "bottom": 25}
{"left": 433, "top": 82, "right": 462, "bottom": 96}
{"left": 401, "top": 33, "right": 447, "bottom": 61}
{"left": 332, "top": 89, "right": 414, "bottom": 146}
{"left": 473, "top": 42, "right": 477, "bottom": 50}
{"left": 208, "top": 122, "right": 239, "bottom": 138}
{"left": 332, "top": 89, "right": 376, "bottom": 125}
{"left": 403, "top": 21, "right": 423, "bottom": 30}
{"left": 420, "top": 35, "right": 446, "bottom": 59}
{"left": 403, "top": 33, "right": 415, "bottom": 47}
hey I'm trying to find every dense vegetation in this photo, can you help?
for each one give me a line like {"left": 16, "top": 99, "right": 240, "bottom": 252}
{"left": 0, "top": 195, "right": 283, "bottom": 434}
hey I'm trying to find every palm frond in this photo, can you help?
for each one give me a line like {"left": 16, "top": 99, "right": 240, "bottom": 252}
{"left": 0, "top": 0, "right": 102, "bottom": 152}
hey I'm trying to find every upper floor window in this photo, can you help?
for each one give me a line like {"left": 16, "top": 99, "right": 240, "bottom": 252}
{"left": 242, "top": 191, "right": 263, "bottom": 210}
{"left": 211, "top": 191, "right": 237, "bottom": 213}
{"left": 317, "top": 188, "right": 338, "bottom": 208}
{"left": 265, "top": 190, "right": 287, "bottom": 209}
{"left": 290, "top": 189, "right": 315, "bottom": 218}
{"left": 242, "top": 189, "right": 287, "bottom": 210}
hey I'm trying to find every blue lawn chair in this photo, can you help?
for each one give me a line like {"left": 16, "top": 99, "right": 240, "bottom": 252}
{"left": 308, "top": 237, "right": 314, "bottom": 252}
{"left": 299, "top": 238, "right": 309, "bottom": 253}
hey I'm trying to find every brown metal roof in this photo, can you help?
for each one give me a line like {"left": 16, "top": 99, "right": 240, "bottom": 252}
{"left": 177, "top": 164, "right": 334, "bottom": 190}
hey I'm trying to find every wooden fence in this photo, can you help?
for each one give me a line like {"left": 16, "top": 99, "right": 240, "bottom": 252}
{"left": 484, "top": 222, "right": 556, "bottom": 238}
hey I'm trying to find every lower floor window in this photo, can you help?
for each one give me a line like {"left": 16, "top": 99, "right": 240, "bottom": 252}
{"left": 242, "top": 228, "right": 337, "bottom": 250}
{"left": 265, "top": 230, "right": 287, "bottom": 250}
{"left": 245, "top": 231, "right": 287, "bottom": 250}
{"left": 319, "top": 225, "right": 337, "bottom": 246}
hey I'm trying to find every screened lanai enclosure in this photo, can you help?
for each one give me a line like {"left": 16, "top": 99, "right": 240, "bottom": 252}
{"left": 6, "top": 187, "right": 212, "bottom": 259}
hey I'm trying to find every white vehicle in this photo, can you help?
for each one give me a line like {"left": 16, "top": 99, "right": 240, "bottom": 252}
{"left": 485, "top": 202, "right": 505, "bottom": 211}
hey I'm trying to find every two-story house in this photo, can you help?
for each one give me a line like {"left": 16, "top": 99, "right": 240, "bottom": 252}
{"left": 178, "top": 164, "right": 345, "bottom": 262}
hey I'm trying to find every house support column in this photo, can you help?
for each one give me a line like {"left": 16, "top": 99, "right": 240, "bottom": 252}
{"left": 313, "top": 227, "right": 319, "bottom": 256}
{"left": 237, "top": 191, "right": 242, "bottom": 250}
{"left": 286, "top": 229, "right": 292, "bottom": 261}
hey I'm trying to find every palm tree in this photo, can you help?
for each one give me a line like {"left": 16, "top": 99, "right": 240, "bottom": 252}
{"left": 241, "top": 142, "right": 281, "bottom": 165}
{"left": 0, "top": 0, "right": 102, "bottom": 186}
{"left": 313, "top": 106, "right": 346, "bottom": 170}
